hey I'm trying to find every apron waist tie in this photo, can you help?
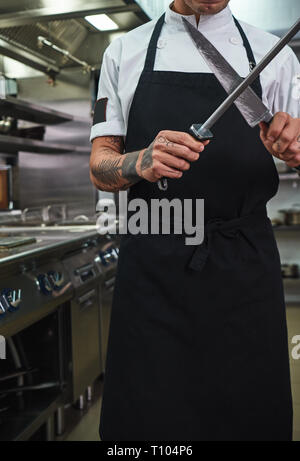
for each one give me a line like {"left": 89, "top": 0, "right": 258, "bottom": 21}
{"left": 189, "top": 211, "right": 269, "bottom": 272}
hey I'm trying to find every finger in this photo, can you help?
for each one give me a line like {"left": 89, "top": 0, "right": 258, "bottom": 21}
{"left": 266, "top": 112, "right": 289, "bottom": 143}
{"left": 148, "top": 160, "right": 183, "bottom": 181}
{"left": 286, "top": 154, "right": 300, "bottom": 168}
{"left": 157, "top": 131, "right": 206, "bottom": 153}
{"left": 259, "top": 122, "right": 269, "bottom": 141}
{"left": 279, "top": 152, "right": 295, "bottom": 162}
{"left": 284, "top": 139, "right": 300, "bottom": 156}
{"left": 159, "top": 152, "right": 191, "bottom": 171}
{"left": 158, "top": 165, "right": 183, "bottom": 179}
{"left": 272, "top": 120, "right": 299, "bottom": 155}
{"left": 279, "top": 141, "right": 297, "bottom": 159}
{"left": 159, "top": 142, "right": 201, "bottom": 162}
{"left": 259, "top": 123, "right": 273, "bottom": 153}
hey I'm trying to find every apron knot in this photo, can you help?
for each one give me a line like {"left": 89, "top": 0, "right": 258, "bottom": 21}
{"left": 188, "top": 211, "right": 269, "bottom": 272}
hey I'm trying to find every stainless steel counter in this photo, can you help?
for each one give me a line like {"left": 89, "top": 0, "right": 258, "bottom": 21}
{"left": 0, "top": 225, "right": 100, "bottom": 270}
{"left": 0, "top": 223, "right": 119, "bottom": 441}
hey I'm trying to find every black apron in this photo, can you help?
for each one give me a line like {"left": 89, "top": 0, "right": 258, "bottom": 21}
{"left": 100, "top": 14, "right": 293, "bottom": 441}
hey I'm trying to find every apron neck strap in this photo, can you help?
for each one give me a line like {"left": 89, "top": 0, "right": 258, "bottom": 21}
{"left": 232, "top": 17, "right": 262, "bottom": 97}
{"left": 143, "top": 13, "right": 165, "bottom": 72}
{"left": 233, "top": 17, "right": 256, "bottom": 71}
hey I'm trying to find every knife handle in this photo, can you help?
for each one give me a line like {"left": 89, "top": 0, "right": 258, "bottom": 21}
{"left": 157, "top": 124, "right": 214, "bottom": 191}
{"left": 261, "top": 118, "right": 300, "bottom": 174}
{"left": 189, "top": 124, "right": 214, "bottom": 142}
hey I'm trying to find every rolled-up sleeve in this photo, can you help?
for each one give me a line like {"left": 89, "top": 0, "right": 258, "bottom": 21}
{"left": 272, "top": 48, "right": 300, "bottom": 119}
{"left": 90, "top": 42, "right": 125, "bottom": 142}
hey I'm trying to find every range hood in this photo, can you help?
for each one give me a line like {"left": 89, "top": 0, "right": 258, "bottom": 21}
{"left": 0, "top": 0, "right": 148, "bottom": 78}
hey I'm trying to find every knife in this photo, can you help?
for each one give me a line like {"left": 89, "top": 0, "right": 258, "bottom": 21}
{"left": 182, "top": 18, "right": 273, "bottom": 128}
{"left": 157, "top": 17, "right": 300, "bottom": 191}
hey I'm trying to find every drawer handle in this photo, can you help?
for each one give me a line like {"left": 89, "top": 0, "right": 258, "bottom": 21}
{"left": 105, "top": 277, "right": 115, "bottom": 289}
{"left": 78, "top": 289, "right": 96, "bottom": 305}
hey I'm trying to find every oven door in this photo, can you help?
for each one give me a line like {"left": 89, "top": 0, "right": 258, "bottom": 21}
{"left": 70, "top": 288, "right": 102, "bottom": 402}
{"left": 99, "top": 274, "right": 115, "bottom": 371}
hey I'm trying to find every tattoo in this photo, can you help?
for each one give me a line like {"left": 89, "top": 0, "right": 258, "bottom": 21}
{"left": 91, "top": 147, "right": 141, "bottom": 191}
{"left": 92, "top": 158, "right": 122, "bottom": 186}
{"left": 102, "top": 147, "right": 118, "bottom": 155}
{"left": 141, "top": 142, "right": 154, "bottom": 171}
{"left": 156, "top": 136, "right": 174, "bottom": 148}
{"left": 122, "top": 152, "right": 140, "bottom": 183}
{"left": 139, "top": 135, "right": 174, "bottom": 174}
{"left": 92, "top": 134, "right": 178, "bottom": 191}
{"left": 105, "top": 136, "right": 123, "bottom": 148}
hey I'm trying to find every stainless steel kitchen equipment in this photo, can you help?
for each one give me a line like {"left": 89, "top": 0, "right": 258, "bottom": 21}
{"left": 0, "top": 81, "right": 95, "bottom": 218}
{"left": 62, "top": 243, "right": 102, "bottom": 406}
{"left": 95, "top": 238, "right": 119, "bottom": 370}
{"left": 37, "top": 36, "right": 95, "bottom": 74}
{"left": 0, "top": 165, "right": 13, "bottom": 210}
{"left": 0, "top": 95, "right": 75, "bottom": 125}
{"left": 281, "top": 264, "right": 299, "bottom": 278}
{"left": 0, "top": 1, "right": 147, "bottom": 80}
{"left": 279, "top": 206, "right": 300, "bottom": 226}
{"left": 0, "top": 225, "right": 119, "bottom": 441}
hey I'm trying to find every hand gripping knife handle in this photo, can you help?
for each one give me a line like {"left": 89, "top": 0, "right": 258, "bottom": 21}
{"left": 157, "top": 124, "right": 214, "bottom": 191}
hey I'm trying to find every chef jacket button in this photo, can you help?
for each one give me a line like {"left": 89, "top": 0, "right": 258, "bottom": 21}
{"left": 230, "top": 37, "right": 241, "bottom": 45}
{"left": 157, "top": 39, "right": 167, "bottom": 49}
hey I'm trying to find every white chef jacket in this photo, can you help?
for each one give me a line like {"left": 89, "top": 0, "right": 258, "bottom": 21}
{"left": 90, "top": 3, "right": 300, "bottom": 142}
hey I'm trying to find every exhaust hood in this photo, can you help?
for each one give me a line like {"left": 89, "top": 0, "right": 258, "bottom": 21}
{"left": 0, "top": 1, "right": 147, "bottom": 78}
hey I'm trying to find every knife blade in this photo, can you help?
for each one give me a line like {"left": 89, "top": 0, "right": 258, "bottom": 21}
{"left": 182, "top": 18, "right": 273, "bottom": 128}
{"left": 184, "top": 16, "right": 300, "bottom": 141}
{"left": 157, "top": 16, "right": 300, "bottom": 191}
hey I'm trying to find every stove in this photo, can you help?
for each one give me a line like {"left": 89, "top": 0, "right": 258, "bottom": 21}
{"left": 0, "top": 224, "right": 119, "bottom": 440}
{"left": 0, "top": 226, "right": 119, "bottom": 334}
{"left": 0, "top": 237, "right": 37, "bottom": 249}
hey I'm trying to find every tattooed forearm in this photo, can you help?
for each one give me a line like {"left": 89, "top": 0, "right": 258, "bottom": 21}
{"left": 92, "top": 157, "right": 122, "bottom": 186}
{"left": 105, "top": 136, "right": 123, "bottom": 148}
{"left": 141, "top": 142, "right": 154, "bottom": 171}
{"left": 91, "top": 149, "right": 142, "bottom": 192}
{"left": 140, "top": 135, "right": 174, "bottom": 172}
{"left": 122, "top": 151, "right": 140, "bottom": 183}
{"left": 91, "top": 133, "right": 170, "bottom": 192}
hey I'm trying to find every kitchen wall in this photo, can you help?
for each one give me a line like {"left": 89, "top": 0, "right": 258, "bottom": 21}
{"left": 15, "top": 72, "right": 96, "bottom": 219}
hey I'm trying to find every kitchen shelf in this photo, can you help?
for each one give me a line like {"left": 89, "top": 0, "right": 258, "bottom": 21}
{"left": 279, "top": 173, "right": 299, "bottom": 180}
{"left": 0, "top": 95, "right": 76, "bottom": 125}
{"left": 0, "top": 134, "right": 90, "bottom": 155}
{"left": 273, "top": 225, "right": 300, "bottom": 232}
{"left": 283, "top": 279, "right": 300, "bottom": 305}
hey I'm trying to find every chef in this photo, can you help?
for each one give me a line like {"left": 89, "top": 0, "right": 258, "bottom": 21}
{"left": 90, "top": 0, "right": 300, "bottom": 441}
